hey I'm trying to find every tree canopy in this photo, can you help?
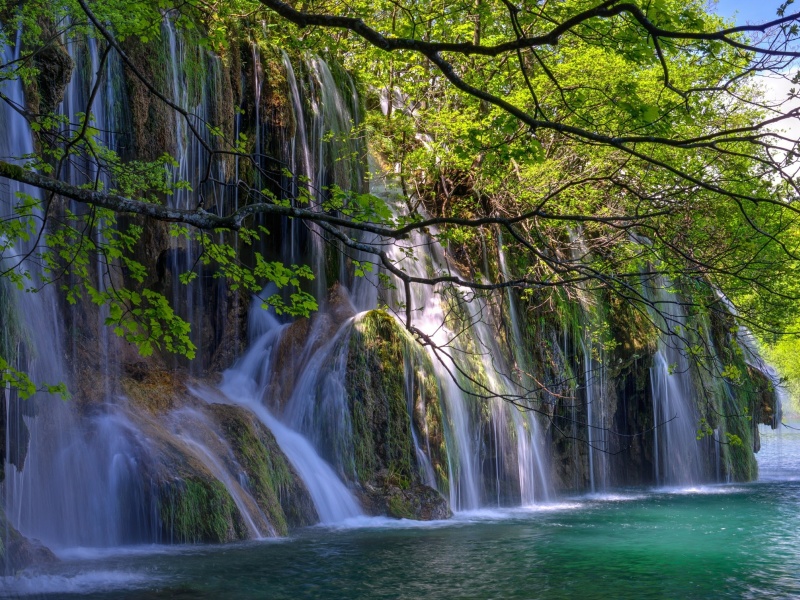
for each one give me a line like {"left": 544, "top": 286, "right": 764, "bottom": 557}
{"left": 2, "top": 0, "right": 800, "bottom": 405}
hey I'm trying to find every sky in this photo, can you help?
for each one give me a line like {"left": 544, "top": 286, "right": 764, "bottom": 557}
{"left": 708, "top": 1, "right": 800, "bottom": 147}
{"left": 711, "top": 0, "right": 790, "bottom": 24}
{"left": 709, "top": 1, "right": 800, "bottom": 179}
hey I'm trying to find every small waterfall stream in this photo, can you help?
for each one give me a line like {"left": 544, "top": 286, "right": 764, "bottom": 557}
{"left": 212, "top": 309, "right": 362, "bottom": 523}
{"left": 644, "top": 277, "right": 709, "bottom": 485}
{"left": 379, "top": 183, "right": 551, "bottom": 508}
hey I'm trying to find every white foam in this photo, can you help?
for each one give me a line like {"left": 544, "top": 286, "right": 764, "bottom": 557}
{"left": 0, "top": 570, "right": 155, "bottom": 596}
{"left": 315, "top": 502, "right": 590, "bottom": 531}
{"left": 55, "top": 544, "right": 192, "bottom": 561}
{"left": 321, "top": 515, "right": 454, "bottom": 531}
{"left": 55, "top": 538, "right": 289, "bottom": 561}
{"left": 658, "top": 485, "right": 747, "bottom": 495}
{"left": 582, "top": 493, "right": 646, "bottom": 502}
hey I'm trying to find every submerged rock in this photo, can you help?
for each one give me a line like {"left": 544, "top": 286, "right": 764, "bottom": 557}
{"left": 0, "top": 512, "right": 57, "bottom": 574}
{"left": 358, "top": 474, "right": 451, "bottom": 521}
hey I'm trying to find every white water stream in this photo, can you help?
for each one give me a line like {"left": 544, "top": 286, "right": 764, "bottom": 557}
{"left": 211, "top": 310, "right": 362, "bottom": 523}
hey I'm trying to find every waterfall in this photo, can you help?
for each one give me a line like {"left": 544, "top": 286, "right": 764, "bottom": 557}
{"left": 565, "top": 228, "right": 611, "bottom": 492}
{"left": 644, "top": 277, "right": 708, "bottom": 485}
{"left": 496, "top": 231, "right": 550, "bottom": 503}
{"left": 2, "top": 13, "right": 776, "bottom": 561}
{"left": 405, "top": 355, "right": 438, "bottom": 489}
{"left": 379, "top": 180, "right": 551, "bottom": 508}
{"left": 0, "top": 32, "right": 168, "bottom": 547}
{"left": 214, "top": 309, "right": 362, "bottom": 524}
{"left": 162, "top": 16, "right": 232, "bottom": 371}
{"left": 1, "top": 34, "right": 153, "bottom": 549}
{"left": 0, "top": 25, "right": 374, "bottom": 548}
{"left": 282, "top": 317, "right": 357, "bottom": 481}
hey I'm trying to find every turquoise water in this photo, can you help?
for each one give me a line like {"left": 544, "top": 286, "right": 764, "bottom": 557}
{"left": 3, "top": 425, "right": 800, "bottom": 599}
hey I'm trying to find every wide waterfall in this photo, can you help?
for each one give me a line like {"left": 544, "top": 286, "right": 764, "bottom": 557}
{"left": 0, "top": 14, "right": 776, "bottom": 567}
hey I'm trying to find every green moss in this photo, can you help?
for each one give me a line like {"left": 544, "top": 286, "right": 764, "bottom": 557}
{"left": 159, "top": 476, "right": 246, "bottom": 543}
{"left": 416, "top": 369, "right": 449, "bottom": 494}
{"left": 684, "top": 292, "right": 760, "bottom": 482}
{"left": 210, "top": 404, "right": 316, "bottom": 534}
{"left": 0, "top": 279, "right": 23, "bottom": 362}
{"left": 121, "top": 33, "right": 173, "bottom": 161}
{"left": 347, "top": 310, "right": 450, "bottom": 494}
{"left": 348, "top": 310, "right": 413, "bottom": 486}
{"left": 716, "top": 367, "right": 760, "bottom": 482}
{"left": 387, "top": 494, "right": 415, "bottom": 519}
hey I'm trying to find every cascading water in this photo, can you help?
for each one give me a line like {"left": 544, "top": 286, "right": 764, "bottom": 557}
{"left": 404, "top": 354, "right": 439, "bottom": 489}
{"left": 565, "top": 228, "right": 611, "bottom": 492}
{"left": 644, "top": 276, "right": 709, "bottom": 485}
{"left": 1, "top": 27, "right": 372, "bottom": 550}
{"left": 577, "top": 335, "right": 611, "bottom": 493}
{"left": 282, "top": 318, "right": 357, "bottom": 480}
{"left": 162, "top": 16, "right": 233, "bottom": 369}
{"left": 281, "top": 53, "right": 364, "bottom": 301}
{"left": 376, "top": 180, "right": 551, "bottom": 509}
{"left": 1, "top": 34, "right": 153, "bottom": 550}
{"left": 1, "top": 15, "right": 780, "bottom": 572}
{"left": 210, "top": 308, "right": 363, "bottom": 524}
{"left": 495, "top": 231, "right": 551, "bottom": 503}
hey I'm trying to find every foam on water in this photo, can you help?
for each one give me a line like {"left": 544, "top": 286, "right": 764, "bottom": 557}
{"left": 322, "top": 515, "right": 455, "bottom": 531}
{"left": 580, "top": 493, "right": 647, "bottom": 502}
{"left": 452, "top": 504, "right": 583, "bottom": 521}
{"left": 658, "top": 485, "right": 747, "bottom": 496}
{"left": 0, "top": 570, "right": 156, "bottom": 596}
{"left": 319, "top": 502, "right": 589, "bottom": 532}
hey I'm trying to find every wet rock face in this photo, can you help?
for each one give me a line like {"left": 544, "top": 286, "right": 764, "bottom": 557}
{"left": 358, "top": 475, "right": 451, "bottom": 521}
{"left": 346, "top": 310, "right": 451, "bottom": 520}
{"left": 265, "top": 284, "right": 357, "bottom": 414}
{"left": 0, "top": 514, "right": 57, "bottom": 574}
{"left": 120, "top": 38, "right": 177, "bottom": 161}
{"left": 22, "top": 19, "right": 74, "bottom": 117}
{"left": 34, "top": 41, "right": 73, "bottom": 115}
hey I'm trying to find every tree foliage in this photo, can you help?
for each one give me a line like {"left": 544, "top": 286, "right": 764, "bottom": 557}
{"left": 1, "top": 0, "right": 800, "bottom": 406}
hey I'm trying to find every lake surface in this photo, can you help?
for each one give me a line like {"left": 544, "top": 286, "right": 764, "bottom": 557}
{"left": 3, "top": 424, "right": 800, "bottom": 599}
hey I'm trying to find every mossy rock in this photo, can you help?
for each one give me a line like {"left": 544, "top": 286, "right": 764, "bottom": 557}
{"left": 158, "top": 475, "right": 247, "bottom": 544}
{"left": 358, "top": 472, "right": 451, "bottom": 521}
{"left": 347, "top": 310, "right": 417, "bottom": 488}
{"left": 120, "top": 36, "right": 175, "bottom": 161}
{"left": 346, "top": 310, "right": 451, "bottom": 519}
{"left": 21, "top": 18, "right": 74, "bottom": 118}
{"left": 209, "top": 403, "right": 317, "bottom": 533}
{"left": 120, "top": 363, "right": 185, "bottom": 414}
{"left": 0, "top": 508, "right": 57, "bottom": 575}
{"left": 747, "top": 366, "right": 779, "bottom": 428}
{"left": 385, "top": 484, "right": 451, "bottom": 521}
{"left": 116, "top": 399, "right": 253, "bottom": 543}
